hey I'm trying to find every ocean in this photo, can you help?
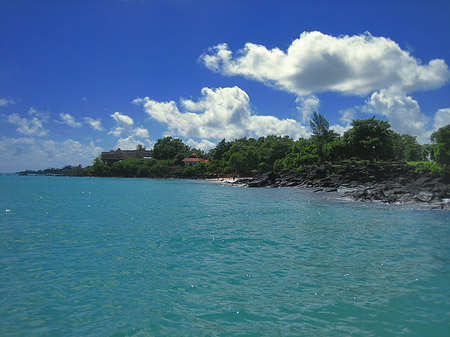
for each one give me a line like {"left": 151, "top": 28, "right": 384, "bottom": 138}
{"left": 0, "top": 175, "right": 449, "bottom": 336}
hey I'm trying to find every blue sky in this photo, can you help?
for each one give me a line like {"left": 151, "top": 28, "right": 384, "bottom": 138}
{"left": 1, "top": 0, "right": 449, "bottom": 172}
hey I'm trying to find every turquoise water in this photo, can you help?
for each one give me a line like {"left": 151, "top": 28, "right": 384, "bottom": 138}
{"left": 0, "top": 176, "right": 449, "bottom": 336}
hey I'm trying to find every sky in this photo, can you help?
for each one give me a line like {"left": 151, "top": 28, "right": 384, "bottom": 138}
{"left": 1, "top": 0, "right": 449, "bottom": 172}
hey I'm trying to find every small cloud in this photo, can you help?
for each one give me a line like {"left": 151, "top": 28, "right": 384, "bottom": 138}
{"left": 84, "top": 117, "right": 104, "bottom": 131}
{"left": 134, "top": 127, "right": 149, "bottom": 138}
{"left": 108, "top": 112, "right": 134, "bottom": 137}
{"left": 0, "top": 97, "right": 15, "bottom": 107}
{"left": 27, "top": 107, "right": 50, "bottom": 121}
{"left": 186, "top": 138, "right": 216, "bottom": 152}
{"left": 7, "top": 113, "right": 48, "bottom": 136}
{"left": 111, "top": 112, "right": 134, "bottom": 126}
{"left": 109, "top": 111, "right": 150, "bottom": 140}
{"left": 330, "top": 124, "right": 352, "bottom": 135}
{"left": 339, "top": 108, "right": 356, "bottom": 124}
{"left": 109, "top": 112, "right": 135, "bottom": 137}
{"left": 434, "top": 108, "right": 450, "bottom": 130}
{"left": 365, "top": 89, "right": 430, "bottom": 142}
{"left": 115, "top": 136, "right": 154, "bottom": 150}
{"left": 296, "top": 95, "right": 320, "bottom": 123}
{"left": 57, "top": 113, "right": 82, "bottom": 128}
{"left": 132, "top": 98, "right": 144, "bottom": 105}
{"left": 109, "top": 127, "right": 125, "bottom": 137}
{"left": 329, "top": 108, "right": 356, "bottom": 136}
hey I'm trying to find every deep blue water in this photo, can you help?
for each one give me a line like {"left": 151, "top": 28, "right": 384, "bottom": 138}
{"left": 0, "top": 175, "right": 449, "bottom": 336}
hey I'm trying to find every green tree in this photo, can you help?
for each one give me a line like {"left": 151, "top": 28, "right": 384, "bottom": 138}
{"left": 151, "top": 137, "right": 190, "bottom": 161}
{"left": 136, "top": 144, "right": 146, "bottom": 151}
{"left": 309, "top": 111, "right": 336, "bottom": 162}
{"left": 91, "top": 157, "right": 110, "bottom": 177}
{"left": 310, "top": 111, "right": 331, "bottom": 142}
{"left": 283, "top": 143, "right": 319, "bottom": 169}
{"left": 210, "top": 139, "right": 233, "bottom": 161}
{"left": 148, "top": 160, "right": 172, "bottom": 177}
{"left": 324, "top": 139, "right": 346, "bottom": 162}
{"left": 343, "top": 117, "right": 394, "bottom": 161}
{"left": 257, "top": 135, "right": 293, "bottom": 168}
{"left": 282, "top": 138, "right": 318, "bottom": 169}
{"left": 392, "top": 133, "right": 423, "bottom": 161}
{"left": 69, "top": 164, "right": 84, "bottom": 176}
{"left": 230, "top": 152, "right": 247, "bottom": 174}
{"left": 192, "top": 162, "right": 209, "bottom": 176}
{"left": 431, "top": 124, "right": 450, "bottom": 167}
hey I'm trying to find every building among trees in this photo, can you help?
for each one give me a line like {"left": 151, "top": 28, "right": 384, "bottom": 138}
{"left": 101, "top": 149, "right": 152, "bottom": 165}
{"left": 182, "top": 153, "right": 210, "bottom": 167}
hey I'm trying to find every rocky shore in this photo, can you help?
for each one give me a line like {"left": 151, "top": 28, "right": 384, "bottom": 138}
{"left": 234, "top": 162, "right": 450, "bottom": 209}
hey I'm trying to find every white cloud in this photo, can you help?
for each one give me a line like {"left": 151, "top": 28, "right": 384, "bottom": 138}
{"left": 134, "top": 127, "right": 149, "bottom": 138}
{"left": 200, "top": 32, "right": 450, "bottom": 96}
{"left": 0, "top": 97, "right": 15, "bottom": 107}
{"left": 0, "top": 137, "right": 103, "bottom": 172}
{"left": 115, "top": 136, "right": 141, "bottom": 150}
{"left": 111, "top": 111, "right": 134, "bottom": 126}
{"left": 84, "top": 117, "right": 104, "bottom": 131}
{"left": 330, "top": 124, "right": 352, "bottom": 135}
{"left": 109, "top": 112, "right": 149, "bottom": 141}
{"left": 109, "top": 127, "right": 125, "bottom": 137}
{"left": 365, "top": 89, "right": 430, "bottom": 143}
{"left": 434, "top": 108, "right": 450, "bottom": 130}
{"left": 0, "top": 137, "right": 35, "bottom": 154}
{"left": 115, "top": 136, "right": 154, "bottom": 151}
{"left": 330, "top": 108, "right": 355, "bottom": 135}
{"left": 186, "top": 138, "right": 217, "bottom": 152}
{"left": 27, "top": 107, "right": 49, "bottom": 121}
{"left": 109, "top": 112, "right": 134, "bottom": 137}
{"left": 339, "top": 108, "right": 356, "bottom": 125}
{"left": 296, "top": 95, "right": 320, "bottom": 123}
{"left": 7, "top": 113, "right": 49, "bottom": 136}
{"left": 41, "top": 139, "right": 102, "bottom": 160}
{"left": 57, "top": 112, "right": 82, "bottom": 128}
{"left": 134, "top": 86, "right": 310, "bottom": 141}
{"left": 200, "top": 32, "right": 450, "bottom": 143}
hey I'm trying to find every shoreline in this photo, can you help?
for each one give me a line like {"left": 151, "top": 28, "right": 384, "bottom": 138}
{"left": 229, "top": 164, "right": 450, "bottom": 210}
{"left": 11, "top": 166, "right": 450, "bottom": 209}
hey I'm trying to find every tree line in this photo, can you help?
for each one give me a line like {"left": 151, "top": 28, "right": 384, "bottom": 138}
{"left": 20, "top": 115, "right": 450, "bottom": 179}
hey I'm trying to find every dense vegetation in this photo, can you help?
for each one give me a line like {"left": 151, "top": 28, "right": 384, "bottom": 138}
{"left": 19, "top": 116, "right": 450, "bottom": 180}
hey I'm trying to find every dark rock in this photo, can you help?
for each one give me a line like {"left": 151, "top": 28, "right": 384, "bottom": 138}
{"left": 432, "top": 183, "right": 450, "bottom": 198}
{"left": 238, "top": 162, "right": 449, "bottom": 208}
{"left": 414, "top": 191, "right": 434, "bottom": 202}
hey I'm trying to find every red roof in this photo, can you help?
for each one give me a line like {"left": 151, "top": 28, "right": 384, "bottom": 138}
{"left": 182, "top": 158, "right": 209, "bottom": 163}
{"left": 182, "top": 153, "right": 209, "bottom": 163}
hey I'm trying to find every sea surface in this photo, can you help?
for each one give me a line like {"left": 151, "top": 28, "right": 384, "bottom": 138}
{"left": 0, "top": 175, "right": 449, "bottom": 336}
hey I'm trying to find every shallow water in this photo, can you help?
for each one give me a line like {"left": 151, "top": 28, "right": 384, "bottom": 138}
{"left": 1, "top": 176, "right": 449, "bottom": 336}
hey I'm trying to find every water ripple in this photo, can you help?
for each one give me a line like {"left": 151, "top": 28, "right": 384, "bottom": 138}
{"left": 0, "top": 176, "right": 449, "bottom": 336}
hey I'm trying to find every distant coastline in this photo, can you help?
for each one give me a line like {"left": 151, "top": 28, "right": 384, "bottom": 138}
{"left": 15, "top": 119, "right": 450, "bottom": 209}
{"left": 230, "top": 162, "right": 450, "bottom": 209}
{"left": 15, "top": 160, "right": 450, "bottom": 209}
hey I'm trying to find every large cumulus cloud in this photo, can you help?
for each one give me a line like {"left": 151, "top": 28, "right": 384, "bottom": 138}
{"left": 201, "top": 31, "right": 449, "bottom": 96}
{"left": 133, "top": 86, "right": 310, "bottom": 142}
{"left": 200, "top": 31, "right": 450, "bottom": 141}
